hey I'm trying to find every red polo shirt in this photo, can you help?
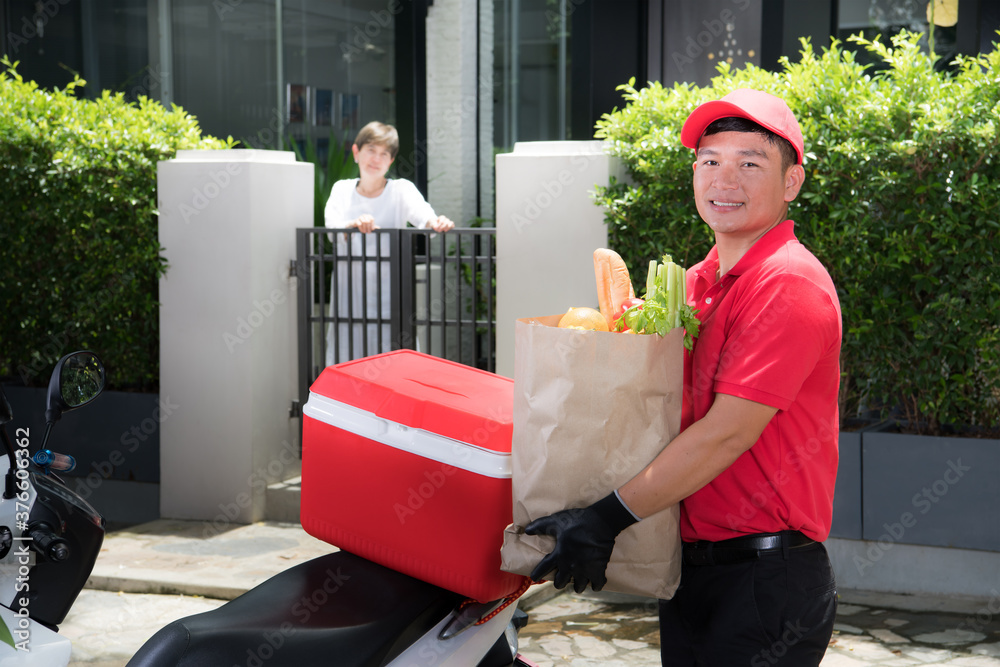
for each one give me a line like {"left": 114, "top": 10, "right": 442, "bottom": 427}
{"left": 680, "top": 220, "right": 842, "bottom": 542}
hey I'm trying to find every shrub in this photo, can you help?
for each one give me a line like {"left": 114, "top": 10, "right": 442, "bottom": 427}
{"left": 0, "top": 57, "right": 234, "bottom": 391}
{"left": 594, "top": 32, "right": 1000, "bottom": 435}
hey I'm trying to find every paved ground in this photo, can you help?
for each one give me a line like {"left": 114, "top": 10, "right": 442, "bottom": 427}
{"left": 517, "top": 590, "right": 1000, "bottom": 666}
{"left": 59, "top": 520, "right": 1000, "bottom": 666}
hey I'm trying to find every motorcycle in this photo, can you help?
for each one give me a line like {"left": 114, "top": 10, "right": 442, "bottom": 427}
{"left": 128, "top": 363, "right": 538, "bottom": 667}
{"left": 128, "top": 549, "right": 537, "bottom": 667}
{"left": 0, "top": 351, "right": 107, "bottom": 666}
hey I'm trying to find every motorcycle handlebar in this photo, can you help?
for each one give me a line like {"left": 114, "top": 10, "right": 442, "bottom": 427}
{"left": 28, "top": 523, "right": 71, "bottom": 562}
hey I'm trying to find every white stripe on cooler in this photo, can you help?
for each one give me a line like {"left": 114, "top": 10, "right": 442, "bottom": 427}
{"left": 303, "top": 392, "right": 512, "bottom": 479}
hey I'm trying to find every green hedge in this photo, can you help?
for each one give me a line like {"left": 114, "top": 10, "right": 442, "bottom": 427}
{"left": 594, "top": 32, "right": 1000, "bottom": 435}
{"left": 0, "top": 58, "right": 233, "bottom": 391}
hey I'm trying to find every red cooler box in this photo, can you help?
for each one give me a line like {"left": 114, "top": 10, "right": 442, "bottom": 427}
{"left": 301, "top": 350, "right": 527, "bottom": 602}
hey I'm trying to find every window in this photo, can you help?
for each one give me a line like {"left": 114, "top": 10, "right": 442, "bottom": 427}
{"left": 168, "top": 0, "right": 396, "bottom": 149}
{"left": 493, "top": 0, "right": 572, "bottom": 152}
{"left": 170, "top": 1, "right": 279, "bottom": 146}
{"left": 282, "top": 0, "right": 396, "bottom": 153}
{"left": 837, "top": 0, "right": 960, "bottom": 69}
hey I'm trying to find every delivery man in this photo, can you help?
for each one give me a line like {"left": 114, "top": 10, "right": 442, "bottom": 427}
{"left": 526, "top": 89, "right": 842, "bottom": 666}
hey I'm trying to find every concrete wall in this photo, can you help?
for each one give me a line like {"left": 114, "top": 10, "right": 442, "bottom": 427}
{"left": 828, "top": 538, "right": 1000, "bottom": 602}
{"left": 157, "top": 150, "right": 310, "bottom": 524}
{"left": 425, "top": 0, "right": 494, "bottom": 225}
{"left": 494, "top": 141, "right": 623, "bottom": 378}
{"left": 828, "top": 430, "right": 1000, "bottom": 600}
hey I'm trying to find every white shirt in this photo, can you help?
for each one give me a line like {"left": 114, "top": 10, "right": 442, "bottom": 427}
{"left": 322, "top": 178, "right": 438, "bottom": 364}
{"left": 323, "top": 178, "right": 436, "bottom": 230}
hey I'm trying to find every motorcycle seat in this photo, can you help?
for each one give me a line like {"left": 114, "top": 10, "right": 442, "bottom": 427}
{"left": 126, "top": 549, "right": 464, "bottom": 667}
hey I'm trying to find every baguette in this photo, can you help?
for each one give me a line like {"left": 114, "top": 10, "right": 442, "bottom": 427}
{"left": 593, "top": 248, "right": 635, "bottom": 330}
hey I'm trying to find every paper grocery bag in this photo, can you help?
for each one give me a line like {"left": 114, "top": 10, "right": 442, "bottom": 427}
{"left": 500, "top": 315, "right": 683, "bottom": 600}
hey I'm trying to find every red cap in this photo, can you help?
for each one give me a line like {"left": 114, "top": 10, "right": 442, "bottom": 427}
{"left": 681, "top": 88, "right": 804, "bottom": 164}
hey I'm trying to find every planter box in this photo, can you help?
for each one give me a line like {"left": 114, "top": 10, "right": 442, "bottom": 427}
{"left": 3, "top": 387, "right": 161, "bottom": 525}
{"left": 862, "top": 433, "right": 1000, "bottom": 552}
{"left": 830, "top": 431, "right": 862, "bottom": 539}
{"left": 4, "top": 387, "right": 160, "bottom": 483}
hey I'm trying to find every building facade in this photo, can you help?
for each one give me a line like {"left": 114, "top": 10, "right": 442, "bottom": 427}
{"left": 2, "top": 0, "right": 995, "bottom": 225}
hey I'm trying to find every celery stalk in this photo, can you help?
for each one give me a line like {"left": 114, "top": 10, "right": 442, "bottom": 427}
{"left": 625, "top": 253, "right": 700, "bottom": 349}
{"left": 665, "top": 261, "right": 676, "bottom": 327}
{"left": 674, "top": 264, "right": 685, "bottom": 327}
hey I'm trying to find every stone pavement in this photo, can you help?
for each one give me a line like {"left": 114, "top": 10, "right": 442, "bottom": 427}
{"left": 517, "top": 589, "right": 1000, "bottom": 666}
{"left": 84, "top": 519, "right": 333, "bottom": 599}
{"left": 61, "top": 520, "right": 1000, "bottom": 666}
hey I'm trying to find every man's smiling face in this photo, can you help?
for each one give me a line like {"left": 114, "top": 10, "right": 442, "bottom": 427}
{"left": 692, "top": 130, "right": 804, "bottom": 245}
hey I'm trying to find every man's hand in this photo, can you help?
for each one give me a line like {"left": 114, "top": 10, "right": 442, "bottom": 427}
{"left": 524, "top": 492, "right": 638, "bottom": 593}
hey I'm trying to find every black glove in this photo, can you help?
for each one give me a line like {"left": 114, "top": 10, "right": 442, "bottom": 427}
{"left": 524, "top": 492, "right": 639, "bottom": 593}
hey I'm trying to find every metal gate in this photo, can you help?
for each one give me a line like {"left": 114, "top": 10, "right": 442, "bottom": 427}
{"left": 295, "top": 227, "right": 497, "bottom": 411}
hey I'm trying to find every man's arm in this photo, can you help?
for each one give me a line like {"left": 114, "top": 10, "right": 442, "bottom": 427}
{"left": 620, "top": 393, "right": 777, "bottom": 518}
{"left": 525, "top": 392, "right": 777, "bottom": 589}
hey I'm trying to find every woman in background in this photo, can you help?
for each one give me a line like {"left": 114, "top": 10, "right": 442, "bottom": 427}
{"left": 324, "top": 121, "right": 453, "bottom": 365}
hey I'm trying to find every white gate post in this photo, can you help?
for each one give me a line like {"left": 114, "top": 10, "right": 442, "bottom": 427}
{"left": 157, "top": 150, "right": 312, "bottom": 524}
{"left": 495, "top": 141, "right": 623, "bottom": 378}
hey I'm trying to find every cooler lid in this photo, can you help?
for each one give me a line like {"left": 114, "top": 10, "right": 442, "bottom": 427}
{"left": 303, "top": 393, "right": 511, "bottom": 478}
{"left": 307, "top": 350, "right": 514, "bottom": 454}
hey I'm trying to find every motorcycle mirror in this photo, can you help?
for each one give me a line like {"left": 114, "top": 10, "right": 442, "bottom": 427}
{"left": 45, "top": 351, "right": 106, "bottom": 425}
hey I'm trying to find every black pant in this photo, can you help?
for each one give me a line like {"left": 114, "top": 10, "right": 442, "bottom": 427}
{"left": 659, "top": 541, "right": 837, "bottom": 666}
